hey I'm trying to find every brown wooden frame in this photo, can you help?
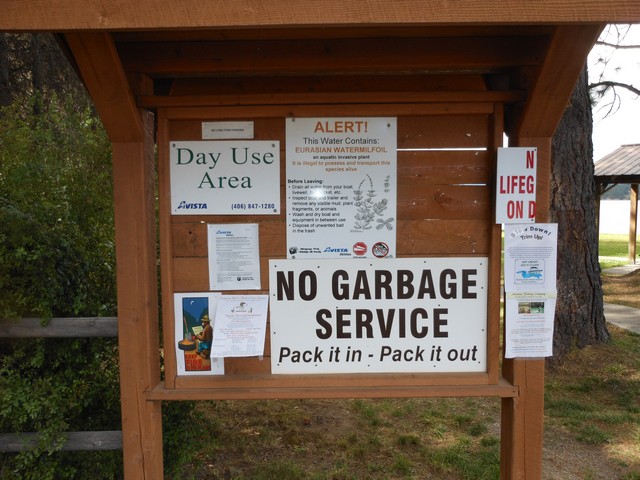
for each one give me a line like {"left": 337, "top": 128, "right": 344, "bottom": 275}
{"left": 154, "top": 99, "right": 506, "bottom": 400}
{"left": 2, "top": 5, "right": 629, "bottom": 476}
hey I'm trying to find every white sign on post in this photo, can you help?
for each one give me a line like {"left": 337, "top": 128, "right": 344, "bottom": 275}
{"left": 269, "top": 258, "right": 488, "bottom": 374}
{"left": 170, "top": 141, "right": 280, "bottom": 215}
{"left": 495, "top": 147, "right": 537, "bottom": 224}
{"left": 285, "top": 117, "right": 397, "bottom": 259}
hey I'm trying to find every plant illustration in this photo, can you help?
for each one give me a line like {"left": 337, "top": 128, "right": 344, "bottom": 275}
{"left": 353, "top": 174, "right": 394, "bottom": 231}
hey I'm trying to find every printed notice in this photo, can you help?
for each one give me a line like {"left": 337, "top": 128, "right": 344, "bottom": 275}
{"left": 210, "top": 295, "right": 269, "bottom": 358}
{"left": 504, "top": 292, "right": 556, "bottom": 358}
{"left": 504, "top": 223, "right": 558, "bottom": 358}
{"left": 286, "top": 117, "right": 397, "bottom": 259}
{"left": 208, "top": 224, "right": 261, "bottom": 290}
{"left": 504, "top": 224, "right": 557, "bottom": 293}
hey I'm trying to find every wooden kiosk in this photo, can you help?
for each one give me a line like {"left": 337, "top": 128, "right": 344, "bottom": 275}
{"left": 3, "top": 2, "right": 638, "bottom": 478}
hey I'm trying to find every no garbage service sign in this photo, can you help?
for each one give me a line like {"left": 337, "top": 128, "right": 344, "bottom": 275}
{"left": 269, "top": 258, "right": 488, "bottom": 374}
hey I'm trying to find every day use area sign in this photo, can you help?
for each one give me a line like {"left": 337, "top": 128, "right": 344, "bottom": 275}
{"left": 269, "top": 258, "right": 488, "bottom": 374}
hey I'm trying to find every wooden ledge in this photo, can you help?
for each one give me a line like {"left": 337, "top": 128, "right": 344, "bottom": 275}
{"left": 146, "top": 378, "right": 518, "bottom": 401}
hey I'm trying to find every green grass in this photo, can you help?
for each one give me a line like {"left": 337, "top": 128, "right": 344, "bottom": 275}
{"left": 599, "top": 233, "right": 639, "bottom": 268}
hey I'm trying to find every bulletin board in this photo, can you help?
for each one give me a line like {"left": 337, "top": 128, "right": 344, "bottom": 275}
{"left": 157, "top": 103, "right": 510, "bottom": 399}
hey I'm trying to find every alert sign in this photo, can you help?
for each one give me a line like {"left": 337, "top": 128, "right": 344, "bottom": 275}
{"left": 269, "top": 258, "right": 488, "bottom": 374}
{"left": 496, "top": 147, "right": 537, "bottom": 224}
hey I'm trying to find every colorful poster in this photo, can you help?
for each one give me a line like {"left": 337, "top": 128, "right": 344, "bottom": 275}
{"left": 174, "top": 293, "right": 224, "bottom": 375}
{"left": 269, "top": 257, "right": 488, "bottom": 374}
{"left": 170, "top": 140, "right": 280, "bottom": 215}
{"left": 286, "top": 117, "right": 397, "bottom": 259}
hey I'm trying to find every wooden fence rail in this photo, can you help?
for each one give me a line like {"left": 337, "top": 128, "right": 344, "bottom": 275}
{"left": 0, "top": 317, "right": 118, "bottom": 338}
{"left": 0, "top": 317, "right": 121, "bottom": 453}
{"left": 0, "top": 431, "right": 123, "bottom": 452}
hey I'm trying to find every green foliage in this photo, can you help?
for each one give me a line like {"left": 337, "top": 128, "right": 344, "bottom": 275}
{"left": 0, "top": 95, "right": 114, "bottom": 319}
{"left": 0, "top": 95, "right": 121, "bottom": 478}
{"left": 162, "top": 401, "right": 201, "bottom": 478}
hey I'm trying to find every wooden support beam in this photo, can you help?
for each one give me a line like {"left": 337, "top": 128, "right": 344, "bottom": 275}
{"left": 64, "top": 32, "right": 142, "bottom": 142}
{"left": 2, "top": 1, "right": 639, "bottom": 31}
{"left": 112, "top": 110, "right": 163, "bottom": 478}
{"left": 630, "top": 184, "right": 638, "bottom": 264}
{"left": 500, "top": 136, "right": 551, "bottom": 479}
{"left": 516, "top": 25, "right": 603, "bottom": 139}
{"left": 138, "top": 90, "right": 526, "bottom": 109}
{"left": 119, "top": 36, "right": 546, "bottom": 77}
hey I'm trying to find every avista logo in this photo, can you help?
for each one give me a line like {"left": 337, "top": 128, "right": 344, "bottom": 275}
{"left": 177, "top": 201, "right": 208, "bottom": 210}
{"left": 323, "top": 247, "right": 348, "bottom": 253}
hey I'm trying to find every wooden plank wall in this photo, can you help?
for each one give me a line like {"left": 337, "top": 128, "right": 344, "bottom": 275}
{"left": 158, "top": 104, "right": 503, "bottom": 396}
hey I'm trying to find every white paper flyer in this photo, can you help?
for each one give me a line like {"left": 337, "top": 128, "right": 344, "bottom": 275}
{"left": 210, "top": 295, "right": 269, "bottom": 358}
{"left": 208, "top": 224, "right": 261, "bottom": 290}
{"left": 504, "top": 223, "right": 558, "bottom": 358}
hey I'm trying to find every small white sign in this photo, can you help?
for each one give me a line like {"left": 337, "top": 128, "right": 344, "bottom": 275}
{"left": 202, "top": 121, "right": 254, "bottom": 140}
{"left": 269, "top": 257, "right": 488, "bottom": 374}
{"left": 208, "top": 224, "right": 261, "bottom": 290}
{"left": 496, "top": 147, "right": 537, "bottom": 224}
{"left": 170, "top": 140, "right": 280, "bottom": 215}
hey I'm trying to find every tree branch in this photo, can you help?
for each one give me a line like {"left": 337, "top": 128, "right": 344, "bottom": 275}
{"left": 588, "top": 81, "right": 640, "bottom": 97}
{"left": 595, "top": 40, "right": 640, "bottom": 49}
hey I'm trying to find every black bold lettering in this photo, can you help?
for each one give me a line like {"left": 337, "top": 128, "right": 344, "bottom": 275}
{"left": 462, "top": 269, "right": 477, "bottom": 299}
{"left": 440, "top": 269, "right": 457, "bottom": 299}
{"left": 276, "top": 271, "right": 295, "bottom": 300}
{"left": 434, "top": 308, "right": 448, "bottom": 337}
{"left": 417, "top": 270, "right": 436, "bottom": 299}
{"left": 336, "top": 309, "right": 351, "bottom": 338}
{"left": 410, "top": 308, "right": 428, "bottom": 338}
{"left": 375, "top": 270, "right": 393, "bottom": 299}
{"left": 299, "top": 270, "right": 317, "bottom": 300}
{"left": 315, "top": 309, "right": 332, "bottom": 339}
{"left": 352, "top": 271, "right": 372, "bottom": 299}
{"left": 397, "top": 270, "right": 414, "bottom": 299}
{"left": 332, "top": 270, "right": 349, "bottom": 300}
{"left": 376, "top": 309, "right": 395, "bottom": 338}
{"left": 355, "top": 309, "right": 373, "bottom": 338}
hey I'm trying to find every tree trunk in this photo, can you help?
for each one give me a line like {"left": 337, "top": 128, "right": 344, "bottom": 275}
{"left": 0, "top": 34, "right": 11, "bottom": 107}
{"left": 550, "top": 66, "right": 609, "bottom": 364}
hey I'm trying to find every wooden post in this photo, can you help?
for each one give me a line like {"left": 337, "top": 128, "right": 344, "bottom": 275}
{"left": 500, "top": 137, "right": 550, "bottom": 479}
{"left": 629, "top": 184, "right": 638, "bottom": 264}
{"left": 112, "top": 110, "right": 164, "bottom": 479}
